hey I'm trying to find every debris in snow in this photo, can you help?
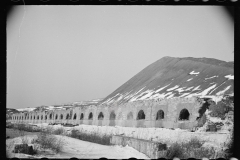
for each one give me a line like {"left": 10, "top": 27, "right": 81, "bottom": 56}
{"left": 189, "top": 71, "right": 200, "bottom": 75}
{"left": 224, "top": 75, "right": 234, "bottom": 80}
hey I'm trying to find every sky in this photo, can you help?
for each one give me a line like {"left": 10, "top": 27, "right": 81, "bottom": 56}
{"left": 7, "top": 6, "right": 234, "bottom": 109}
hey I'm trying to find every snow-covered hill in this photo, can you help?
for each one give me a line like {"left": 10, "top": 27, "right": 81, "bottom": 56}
{"left": 100, "top": 56, "right": 233, "bottom": 105}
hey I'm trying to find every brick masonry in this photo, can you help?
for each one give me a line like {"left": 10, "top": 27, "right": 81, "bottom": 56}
{"left": 10, "top": 97, "right": 203, "bottom": 130}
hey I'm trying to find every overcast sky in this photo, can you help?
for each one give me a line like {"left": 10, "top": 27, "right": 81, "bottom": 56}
{"left": 7, "top": 6, "right": 234, "bottom": 109}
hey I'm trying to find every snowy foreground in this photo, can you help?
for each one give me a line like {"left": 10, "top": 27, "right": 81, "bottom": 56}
{"left": 34, "top": 117, "right": 232, "bottom": 152}
{"left": 6, "top": 134, "right": 149, "bottom": 159}
{"left": 8, "top": 111, "right": 232, "bottom": 159}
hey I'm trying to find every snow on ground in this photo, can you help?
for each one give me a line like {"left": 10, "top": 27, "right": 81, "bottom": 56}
{"left": 33, "top": 123, "right": 231, "bottom": 151}
{"left": 15, "top": 118, "right": 233, "bottom": 158}
{"left": 189, "top": 71, "right": 200, "bottom": 75}
{"left": 224, "top": 75, "right": 234, "bottom": 80}
{"left": 6, "top": 134, "right": 149, "bottom": 159}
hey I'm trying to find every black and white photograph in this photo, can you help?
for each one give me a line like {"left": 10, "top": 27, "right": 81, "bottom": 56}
{"left": 6, "top": 5, "right": 234, "bottom": 159}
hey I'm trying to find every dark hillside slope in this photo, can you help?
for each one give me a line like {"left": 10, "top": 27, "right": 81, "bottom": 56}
{"left": 100, "top": 56, "right": 233, "bottom": 105}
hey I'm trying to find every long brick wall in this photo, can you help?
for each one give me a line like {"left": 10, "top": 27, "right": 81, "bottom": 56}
{"left": 10, "top": 97, "right": 203, "bottom": 130}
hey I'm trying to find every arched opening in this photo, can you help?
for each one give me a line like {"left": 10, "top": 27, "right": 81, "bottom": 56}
{"left": 98, "top": 112, "right": 104, "bottom": 126}
{"left": 31, "top": 116, "right": 32, "bottom": 120}
{"left": 73, "top": 113, "right": 77, "bottom": 120}
{"left": 55, "top": 114, "right": 58, "bottom": 120}
{"left": 156, "top": 110, "right": 164, "bottom": 120}
{"left": 88, "top": 112, "right": 93, "bottom": 120}
{"left": 179, "top": 108, "right": 190, "bottom": 120}
{"left": 80, "top": 113, "right": 84, "bottom": 120}
{"left": 126, "top": 112, "right": 134, "bottom": 127}
{"left": 34, "top": 116, "right": 35, "bottom": 120}
{"left": 109, "top": 111, "right": 116, "bottom": 126}
{"left": 41, "top": 115, "right": 43, "bottom": 120}
{"left": 127, "top": 112, "right": 133, "bottom": 120}
{"left": 45, "top": 115, "right": 47, "bottom": 120}
{"left": 50, "top": 114, "right": 52, "bottom": 120}
{"left": 98, "top": 112, "right": 104, "bottom": 120}
{"left": 60, "top": 114, "right": 63, "bottom": 119}
{"left": 110, "top": 111, "right": 116, "bottom": 120}
{"left": 66, "top": 114, "right": 69, "bottom": 120}
{"left": 37, "top": 116, "right": 39, "bottom": 120}
{"left": 137, "top": 110, "right": 145, "bottom": 120}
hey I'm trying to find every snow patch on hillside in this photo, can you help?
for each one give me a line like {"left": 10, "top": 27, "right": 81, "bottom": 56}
{"left": 192, "top": 85, "right": 201, "bottom": 91}
{"left": 216, "top": 86, "right": 231, "bottom": 96}
{"left": 154, "top": 84, "right": 171, "bottom": 93}
{"left": 175, "top": 87, "right": 186, "bottom": 93}
{"left": 225, "top": 75, "right": 234, "bottom": 80}
{"left": 17, "top": 108, "right": 36, "bottom": 112}
{"left": 187, "top": 78, "right": 193, "bottom": 81}
{"left": 197, "top": 84, "right": 217, "bottom": 96}
{"left": 205, "top": 76, "right": 218, "bottom": 80}
{"left": 189, "top": 71, "right": 200, "bottom": 75}
{"left": 185, "top": 86, "right": 194, "bottom": 91}
{"left": 167, "top": 85, "right": 179, "bottom": 91}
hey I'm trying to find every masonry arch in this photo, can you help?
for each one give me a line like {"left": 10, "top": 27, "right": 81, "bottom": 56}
{"left": 41, "top": 115, "right": 43, "bottom": 120}
{"left": 109, "top": 111, "right": 116, "bottom": 126}
{"left": 55, "top": 114, "right": 58, "bottom": 120}
{"left": 88, "top": 112, "right": 93, "bottom": 120}
{"left": 98, "top": 112, "right": 104, "bottom": 120}
{"left": 34, "top": 116, "right": 35, "bottom": 120}
{"left": 50, "top": 113, "right": 52, "bottom": 120}
{"left": 37, "top": 115, "right": 39, "bottom": 120}
{"left": 156, "top": 110, "right": 164, "bottom": 120}
{"left": 73, "top": 113, "right": 77, "bottom": 120}
{"left": 60, "top": 114, "right": 63, "bottom": 119}
{"left": 66, "top": 114, "right": 70, "bottom": 120}
{"left": 118, "top": 112, "right": 123, "bottom": 120}
{"left": 127, "top": 112, "right": 133, "bottom": 120}
{"left": 80, "top": 113, "right": 84, "bottom": 120}
{"left": 179, "top": 108, "right": 190, "bottom": 120}
{"left": 45, "top": 115, "right": 47, "bottom": 120}
{"left": 137, "top": 110, "right": 145, "bottom": 120}
{"left": 110, "top": 111, "right": 116, "bottom": 120}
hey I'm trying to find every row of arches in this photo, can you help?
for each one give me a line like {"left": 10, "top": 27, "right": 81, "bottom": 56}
{"left": 11, "top": 108, "right": 190, "bottom": 122}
